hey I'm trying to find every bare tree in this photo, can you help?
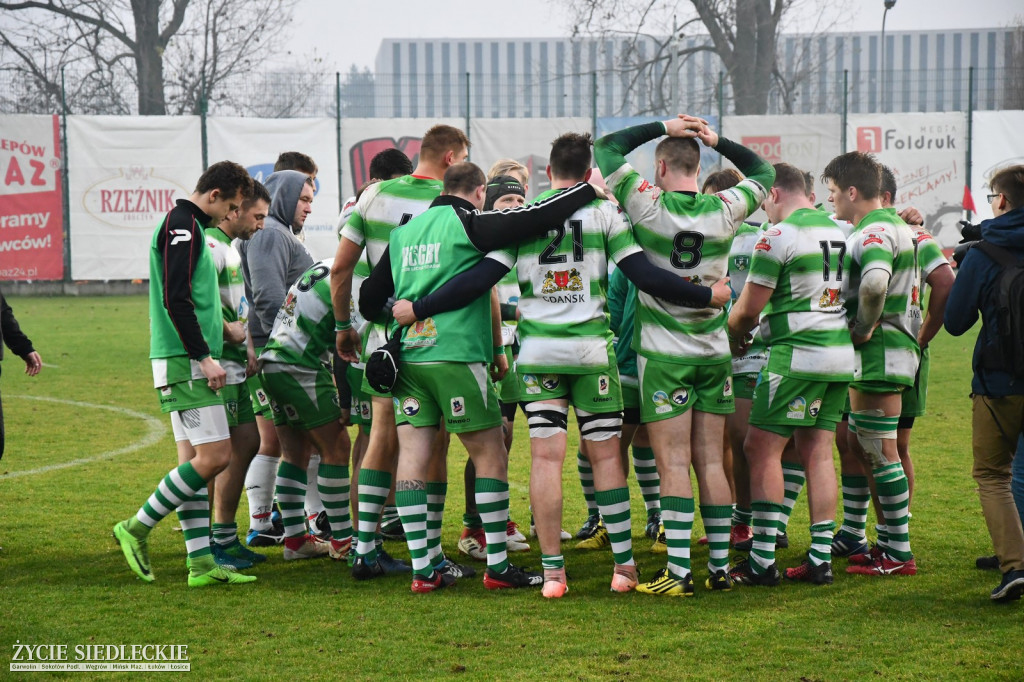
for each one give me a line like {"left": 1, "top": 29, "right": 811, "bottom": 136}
{"left": 564, "top": 0, "right": 840, "bottom": 116}
{"left": 0, "top": 0, "right": 296, "bottom": 115}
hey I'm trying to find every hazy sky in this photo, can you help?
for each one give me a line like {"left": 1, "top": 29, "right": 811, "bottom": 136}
{"left": 286, "top": 0, "right": 1021, "bottom": 72}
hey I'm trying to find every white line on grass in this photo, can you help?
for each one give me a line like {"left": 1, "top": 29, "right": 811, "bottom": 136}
{"left": 0, "top": 395, "right": 166, "bottom": 480}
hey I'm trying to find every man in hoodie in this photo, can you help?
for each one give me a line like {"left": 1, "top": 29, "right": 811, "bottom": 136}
{"left": 237, "top": 171, "right": 320, "bottom": 553}
{"left": 945, "top": 164, "right": 1024, "bottom": 604}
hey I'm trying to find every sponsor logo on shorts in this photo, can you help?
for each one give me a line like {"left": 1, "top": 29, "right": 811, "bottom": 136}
{"left": 360, "top": 401, "right": 371, "bottom": 419}
{"left": 723, "top": 377, "right": 733, "bottom": 397}
{"left": 671, "top": 388, "right": 689, "bottom": 406}
{"left": 160, "top": 386, "right": 172, "bottom": 396}
{"left": 331, "top": 394, "right": 341, "bottom": 408}
{"left": 284, "top": 404, "right": 299, "bottom": 420}
{"left": 541, "top": 375, "right": 560, "bottom": 390}
{"left": 402, "top": 397, "right": 420, "bottom": 416}
{"left": 522, "top": 373, "right": 541, "bottom": 395}
{"left": 255, "top": 388, "right": 269, "bottom": 406}
{"left": 787, "top": 396, "right": 807, "bottom": 420}
{"left": 808, "top": 399, "right": 822, "bottom": 418}
{"left": 225, "top": 400, "right": 238, "bottom": 418}
{"left": 451, "top": 397, "right": 465, "bottom": 417}
{"left": 652, "top": 390, "right": 672, "bottom": 415}
{"left": 598, "top": 375, "right": 609, "bottom": 395}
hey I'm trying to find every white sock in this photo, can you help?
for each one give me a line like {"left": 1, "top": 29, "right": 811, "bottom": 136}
{"left": 304, "top": 452, "right": 325, "bottom": 517}
{"left": 245, "top": 453, "right": 279, "bottom": 531}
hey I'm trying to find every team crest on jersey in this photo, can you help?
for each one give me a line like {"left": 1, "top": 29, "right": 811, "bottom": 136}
{"left": 652, "top": 390, "right": 672, "bottom": 414}
{"left": 450, "top": 397, "right": 465, "bottom": 416}
{"left": 754, "top": 236, "right": 771, "bottom": 252}
{"left": 402, "top": 397, "right": 420, "bottom": 416}
{"left": 787, "top": 397, "right": 807, "bottom": 420}
{"left": 284, "top": 404, "right": 299, "bottom": 421}
{"left": 808, "top": 399, "right": 822, "bottom": 418}
{"left": 598, "top": 375, "right": 609, "bottom": 395}
{"left": 541, "top": 375, "right": 560, "bottom": 390}
{"left": 685, "top": 275, "right": 702, "bottom": 285}
{"left": 405, "top": 318, "right": 438, "bottom": 347}
{"left": 862, "top": 235, "right": 883, "bottom": 246}
{"left": 283, "top": 292, "right": 296, "bottom": 317}
{"left": 522, "top": 374, "right": 541, "bottom": 395}
{"left": 733, "top": 255, "right": 750, "bottom": 271}
{"left": 671, "top": 388, "right": 689, "bottom": 406}
{"left": 819, "top": 288, "right": 842, "bottom": 308}
{"left": 541, "top": 269, "right": 584, "bottom": 294}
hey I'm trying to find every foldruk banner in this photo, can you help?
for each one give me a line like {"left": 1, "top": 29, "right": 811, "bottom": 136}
{"left": 848, "top": 112, "right": 966, "bottom": 247}
{"left": 67, "top": 115, "right": 202, "bottom": 280}
{"left": 207, "top": 117, "right": 340, "bottom": 261}
{"left": 0, "top": 114, "right": 64, "bottom": 280}
{"left": 969, "top": 111, "right": 1024, "bottom": 223}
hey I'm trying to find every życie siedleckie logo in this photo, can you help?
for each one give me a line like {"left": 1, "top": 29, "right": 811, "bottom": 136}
{"left": 83, "top": 166, "right": 188, "bottom": 228}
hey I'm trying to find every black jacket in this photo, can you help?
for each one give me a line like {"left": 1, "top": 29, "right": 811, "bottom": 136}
{"left": 1, "top": 286, "right": 35, "bottom": 363}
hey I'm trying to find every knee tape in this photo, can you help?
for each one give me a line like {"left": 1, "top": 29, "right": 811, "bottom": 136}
{"left": 524, "top": 403, "right": 569, "bottom": 440}
{"left": 575, "top": 408, "right": 622, "bottom": 442}
{"left": 850, "top": 409, "right": 897, "bottom": 468}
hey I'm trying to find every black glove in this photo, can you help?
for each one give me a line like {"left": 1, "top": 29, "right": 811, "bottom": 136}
{"left": 952, "top": 241, "right": 976, "bottom": 268}
{"left": 958, "top": 220, "right": 981, "bottom": 243}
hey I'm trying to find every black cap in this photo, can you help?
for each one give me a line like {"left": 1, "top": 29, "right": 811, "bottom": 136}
{"left": 485, "top": 175, "right": 526, "bottom": 210}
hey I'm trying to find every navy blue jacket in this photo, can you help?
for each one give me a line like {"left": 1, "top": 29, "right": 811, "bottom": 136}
{"left": 944, "top": 205, "right": 1024, "bottom": 396}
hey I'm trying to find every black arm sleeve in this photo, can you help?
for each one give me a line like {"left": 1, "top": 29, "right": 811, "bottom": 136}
{"left": 358, "top": 246, "right": 395, "bottom": 323}
{"left": 499, "top": 303, "right": 518, "bottom": 321}
{"left": 714, "top": 137, "right": 774, "bottom": 189}
{"left": 411, "top": 259, "right": 510, "bottom": 320}
{"left": 616, "top": 252, "right": 713, "bottom": 308}
{"left": 462, "top": 182, "right": 598, "bottom": 252}
{"left": 160, "top": 210, "right": 210, "bottom": 359}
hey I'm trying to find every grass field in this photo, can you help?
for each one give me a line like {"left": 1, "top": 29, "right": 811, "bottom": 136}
{"left": 0, "top": 295, "right": 1019, "bottom": 681}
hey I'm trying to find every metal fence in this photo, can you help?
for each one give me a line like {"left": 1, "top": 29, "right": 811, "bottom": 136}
{"left": 1, "top": 66, "right": 1021, "bottom": 119}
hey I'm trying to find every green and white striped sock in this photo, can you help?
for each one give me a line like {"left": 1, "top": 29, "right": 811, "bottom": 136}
{"left": 838, "top": 474, "right": 870, "bottom": 539}
{"left": 425, "top": 481, "right": 447, "bottom": 565}
{"left": 134, "top": 460, "right": 206, "bottom": 531}
{"left": 576, "top": 451, "right": 598, "bottom": 517}
{"left": 631, "top": 446, "right": 660, "bottom": 513}
{"left": 395, "top": 488, "right": 430, "bottom": 578}
{"left": 274, "top": 461, "right": 307, "bottom": 539}
{"left": 356, "top": 468, "right": 391, "bottom": 562}
{"left": 595, "top": 487, "right": 633, "bottom": 566}
{"left": 750, "top": 500, "right": 783, "bottom": 573}
{"left": 176, "top": 487, "right": 213, "bottom": 572}
{"left": 808, "top": 520, "right": 836, "bottom": 566}
{"left": 211, "top": 522, "right": 237, "bottom": 547}
{"left": 779, "top": 462, "right": 805, "bottom": 533}
{"left": 318, "top": 463, "right": 352, "bottom": 544}
{"left": 874, "top": 461, "right": 911, "bottom": 561}
{"left": 661, "top": 495, "right": 694, "bottom": 580}
{"left": 541, "top": 553, "right": 564, "bottom": 570}
{"left": 476, "top": 478, "right": 510, "bottom": 573}
{"left": 700, "top": 504, "right": 732, "bottom": 572}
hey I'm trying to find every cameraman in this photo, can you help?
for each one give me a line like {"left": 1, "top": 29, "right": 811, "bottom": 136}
{"left": 945, "top": 165, "right": 1024, "bottom": 603}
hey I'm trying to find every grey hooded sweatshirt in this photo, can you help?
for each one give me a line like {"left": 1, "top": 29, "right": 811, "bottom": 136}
{"left": 238, "top": 170, "right": 314, "bottom": 348}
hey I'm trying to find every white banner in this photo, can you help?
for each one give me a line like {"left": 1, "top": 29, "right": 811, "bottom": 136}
{"left": 848, "top": 112, "right": 966, "bottom": 247}
{"left": 67, "top": 115, "right": 202, "bottom": 280}
{"left": 472, "top": 117, "right": 592, "bottom": 197}
{"left": 207, "top": 117, "right": 340, "bottom": 261}
{"left": 726, "top": 114, "right": 841, "bottom": 207}
{"left": 970, "top": 110, "right": 1024, "bottom": 223}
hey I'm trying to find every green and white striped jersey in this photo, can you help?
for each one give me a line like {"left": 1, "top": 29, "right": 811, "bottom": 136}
{"left": 605, "top": 163, "right": 768, "bottom": 365}
{"left": 747, "top": 208, "right": 854, "bottom": 382}
{"left": 846, "top": 208, "right": 922, "bottom": 384}
{"left": 206, "top": 227, "right": 248, "bottom": 383}
{"left": 340, "top": 174, "right": 443, "bottom": 360}
{"left": 729, "top": 221, "right": 768, "bottom": 375}
{"left": 514, "top": 192, "right": 641, "bottom": 374}
{"left": 911, "top": 221, "right": 947, "bottom": 281}
{"left": 261, "top": 259, "right": 335, "bottom": 371}
{"left": 496, "top": 265, "right": 520, "bottom": 347}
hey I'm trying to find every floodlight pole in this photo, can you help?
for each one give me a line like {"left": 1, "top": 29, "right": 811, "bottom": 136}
{"left": 881, "top": 0, "right": 896, "bottom": 113}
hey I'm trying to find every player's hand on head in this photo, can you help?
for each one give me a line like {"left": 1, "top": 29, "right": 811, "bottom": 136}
{"left": 696, "top": 122, "right": 719, "bottom": 148}
{"left": 709, "top": 277, "right": 732, "bottom": 309}
{"left": 392, "top": 299, "right": 417, "bottom": 326}
{"left": 898, "top": 207, "right": 925, "bottom": 226}
{"left": 663, "top": 115, "right": 702, "bottom": 139}
{"left": 23, "top": 351, "right": 42, "bottom": 376}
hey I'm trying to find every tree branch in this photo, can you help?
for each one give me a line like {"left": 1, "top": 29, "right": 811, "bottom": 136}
{"left": 0, "top": 1, "right": 137, "bottom": 50}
